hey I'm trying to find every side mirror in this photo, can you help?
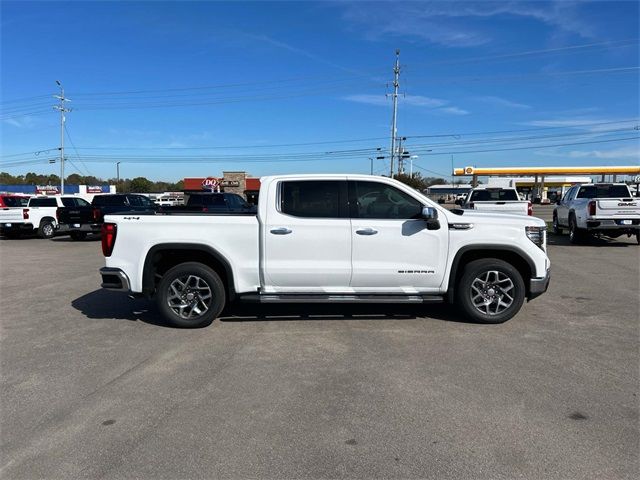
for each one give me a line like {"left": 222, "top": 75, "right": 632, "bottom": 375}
{"left": 422, "top": 206, "right": 440, "bottom": 230}
{"left": 454, "top": 199, "right": 462, "bottom": 206}
{"left": 556, "top": 199, "right": 562, "bottom": 205}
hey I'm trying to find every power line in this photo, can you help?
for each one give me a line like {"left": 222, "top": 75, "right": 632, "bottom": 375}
{"left": 64, "top": 123, "right": 93, "bottom": 178}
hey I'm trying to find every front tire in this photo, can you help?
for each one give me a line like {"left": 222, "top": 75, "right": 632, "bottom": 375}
{"left": 38, "top": 220, "right": 55, "bottom": 239}
{"left": 552, "top": 212, "right": 562, "bottom": 235}
{"left": 456, "top": 259, "right": 526, "bottom": 324}
{"left": 156, "top": 262, "right": 225, "bottom": 328}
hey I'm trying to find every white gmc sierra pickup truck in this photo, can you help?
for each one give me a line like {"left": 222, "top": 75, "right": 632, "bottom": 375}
{"left": 553, "top": 183, "right": 640, "bottom": 244}
{"left": 100, "top": 175, "right": 550, "bottom": 328}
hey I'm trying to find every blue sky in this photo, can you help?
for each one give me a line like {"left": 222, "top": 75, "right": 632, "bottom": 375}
{"left": 1, "top": 0, "right": 639, "bottom": 182}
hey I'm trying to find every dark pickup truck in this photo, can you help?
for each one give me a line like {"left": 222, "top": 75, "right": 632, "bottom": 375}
{"left": 56, "top": 194, "right": 158, "bottom": 240}
{"left": 160, "top": 192, "right": 256, "bottom": 213}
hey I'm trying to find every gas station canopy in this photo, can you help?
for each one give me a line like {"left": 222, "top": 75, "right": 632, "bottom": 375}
{"left": 453, "top": 165, "right": 640, "bottom": 176}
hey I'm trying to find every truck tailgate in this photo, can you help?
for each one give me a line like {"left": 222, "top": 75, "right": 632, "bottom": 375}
{"left": 58, "top": 206, "right": 95, "bottom": 224}
{"left": 0, "top": 208, "right": 26, "bottom": 223}
{"left": 472, "top": 202, "right": 529, "bottom": 215}
{"left": 596, "top": 199, "right": 640, "bottom": 217}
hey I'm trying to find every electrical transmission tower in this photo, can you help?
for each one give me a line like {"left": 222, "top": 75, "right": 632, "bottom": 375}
{"left": 53, "top": 80, "right": 71, "bottom": 194}
{"left": 387, "top": 50, "right": 400, "bottom": 178}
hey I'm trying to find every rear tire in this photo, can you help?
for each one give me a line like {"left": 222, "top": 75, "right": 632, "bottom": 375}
{"left": 38, "top": 220, "right": 55, "bottom": 239}
{"left": 70, "top": 231, "right": 87, "bottom": 241}
{"left": 156, "top": 262, "right": 225, "bottom": 328}
{"left": 455, "top": 258, "right": 526, "bottom": 324}
{"left": 568, "top": 215, "right": 587, "bottom": 244}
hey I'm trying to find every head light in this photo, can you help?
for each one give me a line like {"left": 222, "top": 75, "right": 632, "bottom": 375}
{"left": 525, "top": 225, "right": 546, "bottom": 251}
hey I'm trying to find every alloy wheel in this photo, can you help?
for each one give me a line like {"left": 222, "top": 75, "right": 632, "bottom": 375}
{"left": 166, "top": 274, "right": 213, "bottom": 319}
{"left": 470, "top": 270, "right": 515, "bottom": 316}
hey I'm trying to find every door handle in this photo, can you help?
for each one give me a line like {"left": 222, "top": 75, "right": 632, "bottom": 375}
{"left": 270, "top": 227, "right": 292, "bottom": 235}
{"left": 356, "top": 228, "right": 378, "bottom": 235}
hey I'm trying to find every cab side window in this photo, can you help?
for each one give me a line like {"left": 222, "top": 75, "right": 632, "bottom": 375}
{"left": 350, "top": 181, "right": 423, "bottom": 219}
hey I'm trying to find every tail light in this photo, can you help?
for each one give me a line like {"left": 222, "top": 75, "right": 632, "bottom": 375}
{"left": 588, "top": 200, "right": 596, "bottom": 216}
{"left": 202, "top": 207, "right": 208, "bottom": 212}
{"left": 101, "top": 223, "right": 117, "bottom": 257}
{"left": 56, "top": 207, "right": 61, "bottom": 222}
{"left": 22, "top": 208, "right": 29, "bottom": 219}
{"left": 92, "top": 207, "right": 102, "bottom": 222}
{"left": 527, "top": 201, "right": 533, "bottom": 216}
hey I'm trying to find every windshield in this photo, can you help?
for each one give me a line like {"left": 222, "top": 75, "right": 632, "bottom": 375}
{"left": 470, "top": 189, "right": 519, "bottom": 202}
{"left": 576, "top": 185, "right": 631, "bottom": 198}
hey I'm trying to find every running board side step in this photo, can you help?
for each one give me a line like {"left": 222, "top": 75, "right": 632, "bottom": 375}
{"left": 238, "top": 294, "right": 444, "bottom": 304}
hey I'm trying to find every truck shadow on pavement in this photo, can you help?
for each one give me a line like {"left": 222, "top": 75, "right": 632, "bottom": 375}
{"left": 72, "top": 290, "right": 471, "bottom": 327}
{"left": 547, "top": 232, "right": 637, "bottom": 247}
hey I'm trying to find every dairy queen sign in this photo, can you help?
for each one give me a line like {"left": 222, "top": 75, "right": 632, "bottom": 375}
{"left": 202, "top": 177, "right": 221, "bottom": 192}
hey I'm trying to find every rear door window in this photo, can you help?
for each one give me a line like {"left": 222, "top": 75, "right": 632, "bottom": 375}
{"left": 280, "top": 180, "right": 347, "bottom": 218}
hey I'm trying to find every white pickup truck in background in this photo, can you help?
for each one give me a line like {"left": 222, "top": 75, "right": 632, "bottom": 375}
{"left": 459, "top": 187, "right": 532, "bottom": 216}
{"left": 553, "top": 183, "right": 640, "bottom": 244}
{"left": 99, "top": 174, "right": 550, "bottom": 328}
{"left": 0, "top": 195, "right": 91, "bottom": 238}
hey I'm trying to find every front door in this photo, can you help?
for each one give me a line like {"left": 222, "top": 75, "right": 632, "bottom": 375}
{"left": 349, "top": 180, "right": 448, "bottom": 293}
{"left": 263, "top": 179, "right": 352, "bottom": 291}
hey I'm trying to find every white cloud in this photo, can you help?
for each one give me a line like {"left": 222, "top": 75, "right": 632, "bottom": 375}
{"left": 565, "top": 146, "right": 640, "bottom": 159}
{"left": 523, "top": 118, "right": 638, "bottom": 132}
{"left": 3, "top": 115, "right": 37, "bottom": 129}
{"left": 338, "top": 1, "right": 597, "bottom": 47}
{"left": 439, "top": 106, "right": 470, "bottom": 116}
{"left": 343, "top": 94, "right": 469, "bottom": 115}
{"left": 343, "top": 94, "right": 390, "bottom": 107}
{"left": 474, "top": 95, "right": 531, "bottom": 109}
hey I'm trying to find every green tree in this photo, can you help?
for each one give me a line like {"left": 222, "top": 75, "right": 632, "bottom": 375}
{"left": 129, "top": 177, "right": 153, "bottom": 193}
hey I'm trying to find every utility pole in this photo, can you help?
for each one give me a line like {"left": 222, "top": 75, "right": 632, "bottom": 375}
{"left": 116, "top": 162, "right": 121, "bottom": 186}
{"left": 53, "top": 81, "right": 71, "bottom": 194}
{"left": 388, "top": 50, "right": 400, "bottom": 178}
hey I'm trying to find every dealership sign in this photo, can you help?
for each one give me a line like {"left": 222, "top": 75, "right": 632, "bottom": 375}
{"left": 87, "top": 186, "right": 104, "bottom": 193}
{"left": 35, "top": 185, "right": 60, "bottom": 195}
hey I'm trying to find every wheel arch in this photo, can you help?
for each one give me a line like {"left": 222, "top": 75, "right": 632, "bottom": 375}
{"left": 142, "top": 243, "right": 236, "bottom": 301}
{"left": 447, "top": 245, "right": 535, "bottom": 303}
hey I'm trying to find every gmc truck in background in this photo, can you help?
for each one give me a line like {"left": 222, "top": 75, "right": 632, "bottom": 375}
{"left": 100, "top": 175, "right": 550, "bottom": 328}
{"left": 459, "top": 187, "right": 532, "bottom": 216}
{"left": 553, "top": 183, "right": 640, "bottom": 244}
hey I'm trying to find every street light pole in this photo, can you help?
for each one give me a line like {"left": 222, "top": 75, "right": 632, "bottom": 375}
{"left": 116, "top": 162, "right": 121, "bottom": 186}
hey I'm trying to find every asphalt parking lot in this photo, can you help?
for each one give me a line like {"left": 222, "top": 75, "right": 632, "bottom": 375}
{"left": 1, "top": 229, "right": 638, "bottom": 479}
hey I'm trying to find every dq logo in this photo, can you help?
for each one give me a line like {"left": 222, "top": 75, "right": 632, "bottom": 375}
{"left": 202, "top": 177, "right": 220, "bottom": 191}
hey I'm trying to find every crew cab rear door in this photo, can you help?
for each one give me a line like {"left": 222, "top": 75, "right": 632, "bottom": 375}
{"left": 263, "top": 178, "right": 351, "bottom": 290}
{"left": 348, "top": 180, "right": 448, "bottom": 292}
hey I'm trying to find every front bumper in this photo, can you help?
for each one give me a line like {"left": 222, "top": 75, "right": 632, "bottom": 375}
{"left": 99, "top": 267, "right": 131, "bottom": 292}
{"left": 528, "top": 268, "right": 550, "bottom": 301}
{"left": 57, "top": 223, "right": 102, "bottom": 233}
